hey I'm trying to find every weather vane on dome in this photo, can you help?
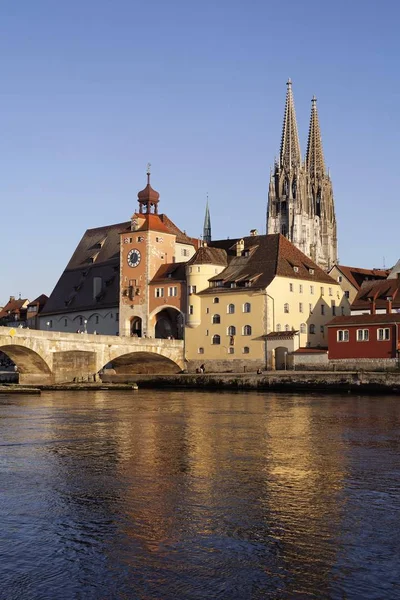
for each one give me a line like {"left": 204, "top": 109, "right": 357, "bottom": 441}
{"left": 146, "top": 162, "right": 151, "bottom": 175}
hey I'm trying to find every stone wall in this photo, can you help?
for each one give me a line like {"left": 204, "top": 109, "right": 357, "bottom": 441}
{"left": 330, "top": 358, "right": 399, "bottom": 372}
{"left": 187, "top": 358, "right": 264, "bottom": 374}
{"left": 292, "top": 352, "right": 329, "bottom": 371}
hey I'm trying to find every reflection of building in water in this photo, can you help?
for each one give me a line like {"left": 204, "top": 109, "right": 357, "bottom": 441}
{"left": 261, "top": 396, "right": 347, "bottom": 596}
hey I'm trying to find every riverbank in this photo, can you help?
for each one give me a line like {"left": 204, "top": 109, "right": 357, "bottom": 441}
{"left": 102, "top": 371, "right": 400, "bottom": 394}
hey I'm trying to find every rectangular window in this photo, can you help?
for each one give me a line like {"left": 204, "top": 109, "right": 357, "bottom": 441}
{"left": 206, "top": 307, "right": 210, "bottom": 314}
{"left": 320, "top": 325, "right": 324, "bottom": 334}
{"left": 338, "top": 276, "right": 342, "bottom": 282}
{"left": 320, "top": 287, "right": 325, "bottom": 296}
{"left": 321, "top": 305, "right": 325, "bottom": 315}
{"left": 337, "top": 329, "right": 349, "bottom": 342}
{"left": 377, "top": 328, "right": 390, "bottom": 341}
{"left": 168, "top": 286, "right": 178, "bottom": 297}
{"left": 299, "top": 284, "right": 303, "bottom": 293}
{"left": 357, "top": 329, "right": 369, "bottom": 341}
{"left": 64, "top": 319, "right": 67, "bottom": 327}
{"left": 189, "top": 305, "right": 194, "bottom": 315}
{"left": 329, "top": 287, "right": 333, "bottom": 296}
{"left": 345, "top": 291, "right": 350, "bottom": 299}
{"left": 181, "top": 248, "right": 189, "bottom": 256}
{"left": 309, "top": 303, "right": 313, "bottom": 315}
{"left": 289, "top": 283, "right": 293, "bottom": 292}
{"left": 205, "top": 329, "right": 209, "bottom": 336}
{"left": 299, "top": 302, "right": 303, "bottom": 313}
{"left": 228, "top": 347, "right": 234, "bottom": 354}
{"left": 310, "top": 285, "right": 314, "bottom": 294}
{"left": 331, "top": 302, "right": 336, "bottom": 316}
{"left": 197, "top": 267, "right": 200, "bottom": 272}
{"left": 155, "top": 288, "right": 164, "bottom": 298}
{"left": 341, "top": 306, "right": 345, "bottom": 316}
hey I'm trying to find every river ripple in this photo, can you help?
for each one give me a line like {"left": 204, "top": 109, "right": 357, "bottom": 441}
{"left": 0, "top": 390, "right": 400, "bottom": 599}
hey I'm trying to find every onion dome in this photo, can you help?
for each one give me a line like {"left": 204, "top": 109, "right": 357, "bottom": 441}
{"left": 137, "top": 164, "right": 160, "bottom": 214}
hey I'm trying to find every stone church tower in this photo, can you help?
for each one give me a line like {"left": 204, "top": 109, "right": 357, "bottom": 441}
{"left": 267, "top": 80, "right": 337, "bottom": 270}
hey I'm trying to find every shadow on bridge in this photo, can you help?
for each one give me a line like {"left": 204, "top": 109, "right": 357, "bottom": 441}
{"left": 0, "top": 345, "right": 52, "bottom": 384}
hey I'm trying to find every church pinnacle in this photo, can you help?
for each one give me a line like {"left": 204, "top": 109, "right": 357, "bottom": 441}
{"left": 203, "top": 196, "right": 211, "bottom": 245}
{"left": 280, "top": 78, "right": 302, "bottom": 171}
{"left": 306, "top": 96, "right": 326, "bottom": 179}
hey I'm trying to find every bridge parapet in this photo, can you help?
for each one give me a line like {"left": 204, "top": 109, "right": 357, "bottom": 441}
{"left": 0, "top": 327, "right": 185, "bottom": 384}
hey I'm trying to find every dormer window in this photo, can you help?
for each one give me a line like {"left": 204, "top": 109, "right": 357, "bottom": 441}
{"left": 309, "top": 268, "right": 314, "bottom": 275}
{"left": 293, "top": 266, "right": 299, "bottom": 273}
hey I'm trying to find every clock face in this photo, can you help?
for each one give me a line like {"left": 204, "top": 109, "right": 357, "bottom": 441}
{"left": 127, "top": 248, "right": 141, "bottom": 268}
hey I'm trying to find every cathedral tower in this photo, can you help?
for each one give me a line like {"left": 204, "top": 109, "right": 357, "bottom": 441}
{"left": 267, "top": 80, "right": 337, "bottom": 270}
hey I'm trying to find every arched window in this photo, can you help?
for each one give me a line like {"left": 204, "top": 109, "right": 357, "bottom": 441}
{"left": 213, "top": 297, "right": 219, "bottom": 304}
{"left": 243, "top": 302, "right": 251, "bottom": 313}
{"left": 227, "top": 303, "right": 235, "bottom": 314}
{"left": 212, "top": 334, "right": 220, "bottom": 345}
{"left": 309, "top": 324, "right": 315, "bottom": 334}
{"left": 227, "top": 325, "right": 236, "bottom": 336}
{"left": 198, "top": 347, "right": 204, "bottom": 354}
{"left": 243, "top": 346, "right": 250, "bottom": 354}
{"left": 243, "top": 325, "right": 252, "bottom": 336}
{"left": 285, "top": 324, "right": 290, "bottom": 332}
{"left": 284, "top": 303, "right": 289, "bottom": 313}
{"left": 212, "top": 314, "right": 220, "bottom": 324}
{"left": 300, "top": 323, "right": 306, "bottom": 334}
{"left": 276, "top": 324, "right": 281, "bottom": 332}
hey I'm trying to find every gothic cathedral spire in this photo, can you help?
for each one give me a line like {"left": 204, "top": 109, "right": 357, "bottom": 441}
{"left": 280, "top": 78, "right": 302, "bottom": 171}
{"left": 267, "top": 81, "right": 338, "bottom": 271}
{"left": 203, "top": 197, "right": 211, "bottom": 245}
{"left": 306, "top": 96, "right": 326, "bottom": 179}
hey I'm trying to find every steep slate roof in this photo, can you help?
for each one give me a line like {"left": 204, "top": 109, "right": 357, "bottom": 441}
{"left": 42, "top": 213, "right": 197, "bottom": 317}
{"left": 186, "top": 246, "right": 227, "bottom": 267}
{"left": 334, "top": 265, "right": 389, "bottom": 290}
{"left": 327, "top": 313, "right": 400, "bottom": 327}
{"left": 351, "top": 276, "right": 400, "bottom": 312}
{"left": 199, "top": 234, "right": 335, "bottom": 294}
{"left": 41, "top": 222, "right": 127, "bottom": 316}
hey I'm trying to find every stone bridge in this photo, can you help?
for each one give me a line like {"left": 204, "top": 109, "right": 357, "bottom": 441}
{"left": 0, "top": 327, "right": 185, "bottom": 385}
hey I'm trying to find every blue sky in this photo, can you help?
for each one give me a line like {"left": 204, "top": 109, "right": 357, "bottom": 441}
{"left": 0, "top": 0, "right": 399, "bottom": 304}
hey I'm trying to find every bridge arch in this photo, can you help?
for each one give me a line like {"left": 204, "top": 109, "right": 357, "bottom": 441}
{"left": 0, "top": 344, "right": 52, "bottom": 383}
{"left": 148, "top": 305, "right": 185, "bottom": 340}
{"left": 104, "top": 349, "right": 183, "bottom": 375}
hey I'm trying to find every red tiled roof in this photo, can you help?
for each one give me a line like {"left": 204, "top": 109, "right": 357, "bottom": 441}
{"left": 0, "top": 298, "right": 29, "bottom": 319}
{"left": 200, "top": 234, "right": 335, "bottom": 294}
{"left": 327, "top": 313, "right": 400, "bottom": 327}
{"left": 351, "top": 277, "right": 400, "bottom": 311}
{"left": 333, "top": 265, "right": 389, "bottom": 290}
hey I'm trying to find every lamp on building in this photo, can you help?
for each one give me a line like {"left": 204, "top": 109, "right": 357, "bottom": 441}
{"left": 284, "top": 351, "right": 288, "bottom": 371}
{"left": 84, "top": 319, "right": 88, "bottom": 334}
{"left": 46, "top": 321, "right": 50, "bottom": 331}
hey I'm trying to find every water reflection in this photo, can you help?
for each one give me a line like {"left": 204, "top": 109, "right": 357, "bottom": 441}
{"left": 1, "top": 391, "right": 399, "bottom": 599}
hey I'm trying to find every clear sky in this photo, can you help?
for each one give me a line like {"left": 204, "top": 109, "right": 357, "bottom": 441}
{"left": 0, "top": 0, "right": 399, "bottom": 304}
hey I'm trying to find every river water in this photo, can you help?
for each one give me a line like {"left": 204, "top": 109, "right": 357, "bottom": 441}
{"left": 1, "top": 390, "right": 400, "bottom": 600}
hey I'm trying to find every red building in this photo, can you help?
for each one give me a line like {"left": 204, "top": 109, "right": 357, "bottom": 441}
{"left": 327, "top": 314, "right": 400, "bottom": 360}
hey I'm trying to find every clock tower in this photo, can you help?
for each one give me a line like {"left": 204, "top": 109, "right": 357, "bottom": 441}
{"left": 119, "top": 167, "right": 176, "bottom": 337}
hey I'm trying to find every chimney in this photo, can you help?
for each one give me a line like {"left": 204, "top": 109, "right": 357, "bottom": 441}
{"left": 386, "top": 296, "right": 393, "bottom": 314}
{"left": 368, "top": 298, "right": 376, "bottom": 315}
{"left": 9, "top": 296, "right": 15, "bottom": 302}
{"left": 236, "top": 239, "right": 245, "bottom": 256}
{"left": 250, "top": 229, "right": 258, "bottom": 236}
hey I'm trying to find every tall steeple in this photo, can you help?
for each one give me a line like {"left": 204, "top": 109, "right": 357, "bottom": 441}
{"left": 280, "top": 78, "right": 302, "bottom": 171}
{"left": 306, "top": 96, "right": 326, "bottom": 179}
{"left": 267, "top": 81, "right": 337, "bottom": 271}
{"left": 203, "top": 196, "right": 211, "bottom": 245}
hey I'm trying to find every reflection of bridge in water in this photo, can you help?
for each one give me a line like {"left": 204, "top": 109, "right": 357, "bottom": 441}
{"left": 0, "top": 327, "right": 185, "bottom": 385}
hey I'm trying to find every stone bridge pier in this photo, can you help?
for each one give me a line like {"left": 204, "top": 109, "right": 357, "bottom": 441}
{"left": 0, "top": 327, "right": 185, "bottom": 385}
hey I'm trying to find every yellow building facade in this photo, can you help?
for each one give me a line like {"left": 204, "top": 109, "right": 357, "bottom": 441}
{"left": 185, "top": 234, "right": 348, "bottom": 372}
